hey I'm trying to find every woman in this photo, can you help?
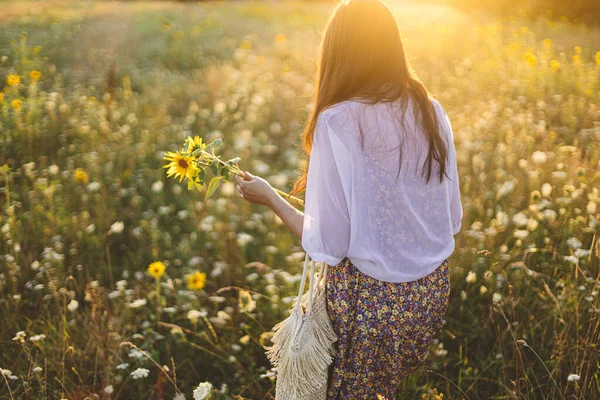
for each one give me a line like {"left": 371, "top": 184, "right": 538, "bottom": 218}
{"left": 236, "top": 0, "right": 463, "bottom": 398}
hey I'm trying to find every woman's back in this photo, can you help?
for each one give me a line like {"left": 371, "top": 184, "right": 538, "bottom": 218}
{"left": 302, "top": 96, "right": 463, "bottom": 282}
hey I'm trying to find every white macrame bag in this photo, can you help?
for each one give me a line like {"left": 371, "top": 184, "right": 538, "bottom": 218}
{"left": 264, "top": 254, "right": 338, "bottom": 400}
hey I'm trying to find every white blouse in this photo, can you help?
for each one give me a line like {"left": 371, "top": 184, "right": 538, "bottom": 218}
{"left": 301, "top": 96, "right": 463, "bottom": 283}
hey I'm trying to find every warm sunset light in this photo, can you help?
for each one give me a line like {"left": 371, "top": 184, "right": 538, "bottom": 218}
{"left": 1, "top": 0, "right": 598, "bottom": 399}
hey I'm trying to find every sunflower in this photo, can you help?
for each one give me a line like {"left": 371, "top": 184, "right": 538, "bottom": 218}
{"left": 148, "top": 261, "right": 166, "bottom": 279}
{"left": 163, "top": 151, "right": 199, "bottom": 183}
{"left": 187, "top": 271, "right": 207, "bottom": 290}
{"left": 6, "top": 74, "right": 20, "bottom": 86}
{"left": 11, "top": 99, "right": 22, "bottom": 111}
{"left": 29, "top": 70, "right": 41, "bottom": 82}
{"left": 185, "top": 135, "right": 207, "bottom": 155}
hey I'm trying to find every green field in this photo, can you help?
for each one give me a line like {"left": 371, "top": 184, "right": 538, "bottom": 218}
{"left": 1, "top": 1, "right": 599, "bottom": 399}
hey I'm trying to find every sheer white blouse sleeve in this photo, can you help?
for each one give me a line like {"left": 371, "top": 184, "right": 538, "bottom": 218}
{"left": 301, "top": 113, "right": 351, "bottom": 266}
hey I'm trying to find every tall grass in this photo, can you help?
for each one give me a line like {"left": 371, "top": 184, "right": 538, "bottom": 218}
{"left": 0, "top": 1, "right": 599, "bottom": 399}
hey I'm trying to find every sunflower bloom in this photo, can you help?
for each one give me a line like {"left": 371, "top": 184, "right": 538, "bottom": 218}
{"left": 185, "top": 136, "right": 207, "bottom": 154}
{"left": 11, "top": 99, "right": 22, "bottom": 111}
{"left": 148, "top": 261, "right": 166, "bottom": 279}
{"left": 163, "top": 151, "right": 199, "bottom": 183}
{"left": 523, "top": 52, "right": 537, "bottom": 67}
{"left": 74, "top": 168, "right": 89, "bottom": 184}
{"left": 7, "top": 75, "right": 20, "bottom": 86}
{"left": 187, "top": 271, "right": 207, "bottom": 290}
{"left": 29, "top": 70, "right": 41, "bottom": 82}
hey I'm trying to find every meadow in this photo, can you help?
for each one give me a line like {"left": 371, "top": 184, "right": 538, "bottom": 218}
{"left": 0, "top": 1, "right": 599, "bottom": 399}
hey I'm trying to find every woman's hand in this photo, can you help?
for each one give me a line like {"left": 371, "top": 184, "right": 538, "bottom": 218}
{"left": 235, "top": 171, "right": 277, "bottom": 206}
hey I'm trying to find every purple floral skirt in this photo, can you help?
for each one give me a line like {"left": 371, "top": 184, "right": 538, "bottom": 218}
{"left": 325, "top": 257, "right": 450, "bottom": 400}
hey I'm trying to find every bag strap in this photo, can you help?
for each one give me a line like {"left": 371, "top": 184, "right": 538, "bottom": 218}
{"left": 294, "top": 253, "right": 328, "bottom": 314}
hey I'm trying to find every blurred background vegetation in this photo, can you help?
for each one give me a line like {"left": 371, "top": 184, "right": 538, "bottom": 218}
{"left": 0, "top": 0, "right": 599, "bottom": 399}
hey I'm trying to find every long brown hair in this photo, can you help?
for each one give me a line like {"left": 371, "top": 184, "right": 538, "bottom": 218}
{"left": 290, "top": 0, "right": 447, "bottom": 195}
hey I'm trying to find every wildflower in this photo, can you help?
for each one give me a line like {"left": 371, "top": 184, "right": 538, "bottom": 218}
{"left": 109, "top": 221, "right": 124, "bottom": 234}
{"left": 74, "top": 168, "right": 89, "bottom": 184}
{"left": 492, "top": 293, "right": 502, "bottom": 303}
{"left": 127, "top": 299, "right": 147, "bottom": 308}
{"left": 512, "top": 212, "right": 528, "bottom": 227}
{"left": 523, "top": 51, "right": 537, "bottom": 67}
{"left": 543, "top": 39, "right": 552, "bottom": 49}
{"left": 6, "top": 74, "right": 20, "bottom": 86}
{"left": 572, "top": 55, "right": 581, "bottom": 64}
{"left": 11, "top": 99, "right": 22, "bottom": 111}
{"left": 148, "top": 261, "right": 166, "bottom": 279}
{"left": 596, "top": 51, "right": 600, "bottom": 66}
{"left": 530, "top": 191, "right": 542, "bottom": 202}
{"left": 187, "top": 271, "right": 207, "bottom": 290}
{"left": 574, "top": 46, "right": 582, "bottom": 54}
{"left": 104, "top": 385, "right": 114, "bottom": 394}
{"left": 33, "top": 367, "right": 42, "bottom": 373}
{"left": 67, "top": 300, "right": 79, "bottom": 312}
{"left": 193, "top": 382, "right": 213, "bottom": 400}
{"left": 567, "top": 374, "right": 580, "bottom": 382}
{"left": 513, "top": 230, "right": 529, "bottom": 239}
{"left": 541, "top": 183, "right": 552, "bottom": 197}
{"left": 173, "top": 31, "right": 184, "bottom": 40}
{"left": 29, "top": 334, "right": 46, "bottom": 342}
{"left": 531, "top": 151, "right": 547, "bottom": 164}
{"left": 29, "top": 70, "right": 41, "bottom": 82}
{"left": 275, "top": 33, "right": 287, "bottom": 44}
{"left": 550, "top": 60, "right": 561, "bottom": 71}
{"left": 130, "top": 368, "right": 150, "bottom": 380}
{"left": 465, "top": 271, "right": 477, "bottom": 283}
{"left": 33, "top": 45, "right": 41, "bottom": 53}
{"left": 238, "top": 289, "right": 256, "bottom": 313}
{"left": 240, "top": 40, "right": 252, "bottom": 50}
{"left": 566, "top": 237, "right": 583, "bottom": 250}
{"left": 163, "top": 151, "right": 199, "bottom": 183}
{"left": 116, "top": 363, "right": 129, "bottom": 370}
{"left": 12, "top": 331, "right": 26, "bottom": 343}
{"left": 187, "top": 310, "right": 207, "bottom": 322}
{"left": 0, "top": 369, "right": 17, "bottom": 381}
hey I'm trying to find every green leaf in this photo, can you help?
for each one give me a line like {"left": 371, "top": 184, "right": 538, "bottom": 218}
{"left": 198, "top": 169, "right": 205, "bottom": 184}
{"left": 210, "top": 138, "right": 223, "bottom": 148}
{"left": 222, "top": 167, "right": 230, "bottom": 180}
{"left": 191, "top": 148, "right": 203, "bottom": 157}
{"left": 228, "top": 157, "right": 241, "bottom": 164}
{"left": 205, "top": 177, "right": 222, "bottom": 199}
{"left": 210, "top": 162, "right": 219, "bottom": 176}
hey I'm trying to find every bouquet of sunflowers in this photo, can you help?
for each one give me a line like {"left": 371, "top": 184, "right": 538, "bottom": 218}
{"left": 163, "top": 135, "right": 302, "bottom": 204}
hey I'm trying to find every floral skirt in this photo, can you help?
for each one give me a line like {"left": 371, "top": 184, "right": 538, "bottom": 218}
{"left": 325, "top": 258, "right": 450, "bottom": 400}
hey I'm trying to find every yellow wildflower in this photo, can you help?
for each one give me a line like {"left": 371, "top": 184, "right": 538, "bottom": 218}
{"left": 7, "top": 74, "right": 20, "bottom": 86}
{"left": 550, "top": 60, "right": 561, "bottom": 71}
{"left": 543, "top": 39, "right": 552, "bottom": 49}
{"left": 240, "top": 40, "right": 252, "bottom": 50}
{"left": 238, "top": 289, "right": 256, "bottom": 313}
{"left": 187, "top": 271, "right": 207, "bottom": 290}
{"left": 185, "top": 136, "right": 207, "bottom": 155}
{"left": 173, "top": 31, "right": 184, "bottom": 40}
{"left": 596, "top": 51, "right": 600, "bottom": 66}
{"left": 524, "top": 52, "right": 537, "bottom": 67}
{"left": 74, "top": 168, "right": 89, "bottom": 184}
{"left": 29, "top": 70, "right": 41, "bottom": 82}
{"left": 572, "top": 54, "right": 581, "bottom": 64}
{"left": 574, "top": 46, "right": 582, "bottom": 54}
{"left": 275, "top": 33, "right": 287, "bottom": 44}
{"left": 147, "top": 261, "right": 166, "bottom": 279}
{"left": 33, "top": 45, "right": 41, "bottom": 53}
{"left": 11, "top": 99, "right": 22, "bottom": 111}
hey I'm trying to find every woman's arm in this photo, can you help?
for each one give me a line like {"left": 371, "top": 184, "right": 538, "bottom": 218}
{"left": 235, "top": 172, "right": 304, "bottom": 239}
